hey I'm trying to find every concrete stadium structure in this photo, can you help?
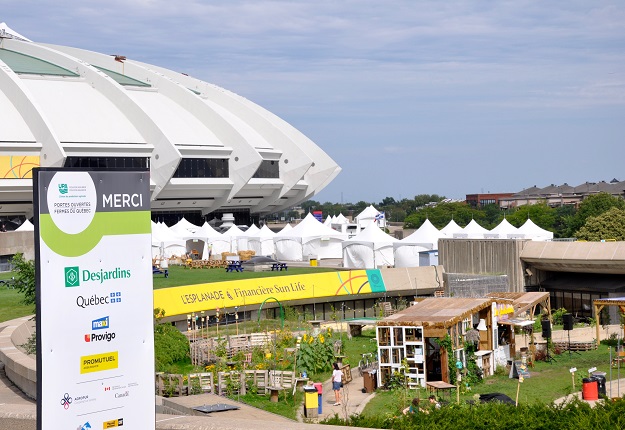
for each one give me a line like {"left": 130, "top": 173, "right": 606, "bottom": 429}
{"left": 0, "top": 24, "right": 340, "bottom": 223}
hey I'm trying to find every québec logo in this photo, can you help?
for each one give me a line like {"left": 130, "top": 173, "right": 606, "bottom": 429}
{"left": 58, "top": 183, "right": 68, "bottom": 195}
{"left": 65, "top": 266, "right": 80, "bottom": 287}
{"left": 84, "top": 332, "right": 116, "bottom": 343}
{"left": 92, "top": 316, "right": 110, "bottom": 330}
{"left": 76, "top": 292, "right": 122, "bottom": 309}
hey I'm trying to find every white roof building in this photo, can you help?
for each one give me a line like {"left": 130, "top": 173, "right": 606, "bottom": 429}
{"left": 0, "top": 24, "right": 340, "bottom": 219}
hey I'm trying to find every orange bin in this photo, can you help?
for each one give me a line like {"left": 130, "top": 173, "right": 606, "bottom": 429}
{"left": 582, "top": 377, "right": 598, "bottom": 400}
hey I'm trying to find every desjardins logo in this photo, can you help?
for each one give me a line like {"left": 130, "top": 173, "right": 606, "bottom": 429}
{"left": 65, "top": 266, "right": 80, "bottom": 287}
{"left": 64, "top": 266, "right": 131, "bottom": 287}
{"left": 58, "top": 183, "right": 68, "bottom": 195}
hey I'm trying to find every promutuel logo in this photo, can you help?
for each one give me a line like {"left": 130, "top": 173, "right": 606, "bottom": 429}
{"left": 92, "top": 316, "right": 110, "bottom": 330}
{"left": 84, "top": 332, "right": 116, "bottom": 343}
{"left": 65, "top": 266, "right": 80, "bottom": 287}
{"left": 80, "top": 351, "right": 118, "bottom": 374}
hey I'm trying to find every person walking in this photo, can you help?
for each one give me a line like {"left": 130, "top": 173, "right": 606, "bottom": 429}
{"left": 332, "top": 362, "right": 342, "bottom": 406}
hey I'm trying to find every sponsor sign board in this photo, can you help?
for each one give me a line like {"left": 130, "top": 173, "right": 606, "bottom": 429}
{"left": 35, "top": 169, "right": 154, "bottom": 430}
{"left": 153, "top": 269, "right": 387, "bottom": 316}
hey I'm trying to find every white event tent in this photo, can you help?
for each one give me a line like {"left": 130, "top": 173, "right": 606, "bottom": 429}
{"left": 440, "top": 219, "right": 463, "bottom": 237}
{"left": 454, "top": 219, "right": 489, "bottom": 239}
{"left": 16, "top": 219, "right": 34, "bottom": 231}
{"left": 356, "top": 205, "right": 385, "bottom": 229}
{"left": 151, "top": 221, "right": 186, "bottom": 258}
{"left": 182, "top": 222, "right": 224, "bottom": 259}
{"left": 342, "top": 224, "right": 398, "bottom": 269}
{"left": 274, "top": 213, "right": 347, "bottom": 261}
{"left": 237, "top": 224, "right": 259, "bottom": 251}
{"left": 485, "top": 218, "right": 521, "bottom": 239}
{"left": 518, "top": 219, "right": 554, "bottom": 241}
{"left": 221, "top": 225, "right": 246, "bottom": 254}
{"left": 394, "top": 219, "right": 446, "bottom": 268}
{"left": 248, "top": 224, "right": 277, "bottom": 257}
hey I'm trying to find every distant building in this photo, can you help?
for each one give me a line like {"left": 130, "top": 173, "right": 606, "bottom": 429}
{"left": 465, "top": 193, "right": 514, "bottom": 208}
{"left": 499, "top": 179, "right": 625, "bottom": 209}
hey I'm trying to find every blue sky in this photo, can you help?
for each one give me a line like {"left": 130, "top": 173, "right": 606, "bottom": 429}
{"left": 3, "top": 1, "right": 624, "bottom": 204}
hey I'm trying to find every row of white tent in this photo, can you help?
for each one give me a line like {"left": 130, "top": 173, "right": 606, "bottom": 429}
{"left": 151, "top": 213, "right": 553, "bottom": 270}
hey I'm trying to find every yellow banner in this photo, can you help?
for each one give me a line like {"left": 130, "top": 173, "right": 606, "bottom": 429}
{"left": 80, "top": 351, "right": 119, "bottom": 374}
{"left": 0, "top": 155, "right": 40, "bottom": 179}
{"left": 153, "top": 270, "right": 386, "bottom": 317}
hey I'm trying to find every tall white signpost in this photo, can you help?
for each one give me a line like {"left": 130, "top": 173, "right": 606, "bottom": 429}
{"left": 35, "top": 169, "right": 155, "bottom": 430}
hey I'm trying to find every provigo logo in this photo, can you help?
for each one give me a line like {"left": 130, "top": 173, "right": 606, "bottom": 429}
{"left": 64, "top": 265, "right": 131, "bottom": 287}
{"left": 85, "top": 316, "right": 115, "bottom": 342}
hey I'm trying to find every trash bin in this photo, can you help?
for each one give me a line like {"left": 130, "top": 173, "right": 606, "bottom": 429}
{"left": 313, "top": 382, "right": 323, "bottom": 413}
{"left": 592, "top": 371, "right": 607, "bottom": 397}
{"left": 363, "top": 370, "right": 377, "bottom": 393}
{"left": 304, "top": 386, "right": 318, "bottom": 418}
{"left": 582, "top": 377, "right": 598, "bottom": 400}
{"left": 310, "top": 257, "right": 318, "bottom": 267}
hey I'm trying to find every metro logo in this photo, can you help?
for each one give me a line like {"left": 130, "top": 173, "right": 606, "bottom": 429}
{"left": 65, "top": 266, "right": 80, "bottom": 287}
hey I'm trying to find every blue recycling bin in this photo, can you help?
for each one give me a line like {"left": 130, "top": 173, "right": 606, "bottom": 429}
{"left": 314, "top": 382, "right": 323, "bottom": 414}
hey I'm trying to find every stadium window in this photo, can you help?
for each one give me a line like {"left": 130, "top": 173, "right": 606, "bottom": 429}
{"left": 173, "top": 158, "right": 229, "bottom": 178}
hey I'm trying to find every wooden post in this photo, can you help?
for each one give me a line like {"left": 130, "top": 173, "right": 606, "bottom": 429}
{"left": 515, "top": 378, "right": 521, "bottom": 407}
{"left": 595, "top": 304, "right": 603, "bottom": 344}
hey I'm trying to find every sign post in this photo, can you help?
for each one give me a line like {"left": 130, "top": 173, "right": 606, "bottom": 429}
{"left": 35, "top": 169, "right": 154, "bottom": 430}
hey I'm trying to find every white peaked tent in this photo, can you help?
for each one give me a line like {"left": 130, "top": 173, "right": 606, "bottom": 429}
{"left": 183, "top": 222, "right": 223, "bottom": 259}
{"left": 342, "top": 224, "right": 399, "bottom": 269}
{"left": 331, "top": 215, "right": 338, "bottom": 223}
{"left": 485, "top": 218, "right": 521, "bottom": 239}
{"left": 248, "top": 224, "right": 277, "bottom": 257}
{"left": 170, "top": 217, "right": 200, "bottom": 237}
{"left": 394, "top": 219, "right": 445, "bottom": 268}
{"left": 276, "top": 223, "right": 293, "bottom": 236}
{"left": 222, "top": 225, "right": 245, "bottom": 253}
{"left": 274, "top": 213, "right": 347, "bottom": 261}
{"left": 323, "top": 215, "right": 333, "bottom": 226}
{"left": 16, "top": 219, "right": 34, "bottom": 231}
{"left": 457, "top": 219, "right": 490, "bottom": 239}
{"left": 238, "top": 224, "right": 258, "bottom": 251}
{"left": 356, "top": 205, "right": 383, "bottom": 229}
{"left": 151, "top": 221, "right": 186, "bottom": 258}
{"left": 518, "top": 219, "right": 554, "bottom": 241}
{"left": 336, "top": 213, "right": 348, "bottom": 224}
{"left": 440, "top": 219, "right": 463, "bottom": 237}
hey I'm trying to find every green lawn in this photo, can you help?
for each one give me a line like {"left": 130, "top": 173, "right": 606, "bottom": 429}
{"left": 153, "top": 265, "right": 336, "bottom": 289}
{"left": 362, "top": 343, "right": 619, "bottom": 418}
{"left": 0, "top": 265, "right": 338, "bottom": 322}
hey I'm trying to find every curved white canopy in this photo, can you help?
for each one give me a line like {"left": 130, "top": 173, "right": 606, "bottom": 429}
{"left": 440, "top": 219, "right": 463, "bottom": 236}
{"left": 518, "top": 219, "right": 554, "bottom": 241}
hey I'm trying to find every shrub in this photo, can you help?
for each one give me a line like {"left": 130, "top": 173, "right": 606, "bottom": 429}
{"left": 154, "top": 321, "right": 190, "bottom": 371}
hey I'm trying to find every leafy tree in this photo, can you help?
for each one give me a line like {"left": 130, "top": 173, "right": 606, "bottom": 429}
{"left": 300, "top": 200, "right": 319, "bottom": 213}
{"left": 568, "top": 192, "right": 625, "bottom": 236}
{"left": 553, "top": 205, "right": 577, "bottom": 238}
{"left": 153, "top": 308, "right": 190, "bottom": 371}
{"left": 379, "top": 197, "right": 397, "bottom": 207}
{"left": 575, "top": 207, "right": 625, "bottom": 241}
{"left": 404, "top": 202, "right": 480, "bottom": 229}
{"left": 505, "top": 202, "right": 556, "bottom": 231}
{"left": 482, "top": 204, "right": 504, "bottom": 229}
{"left": 10, "top": 253, "right": 35, "bottom": 311}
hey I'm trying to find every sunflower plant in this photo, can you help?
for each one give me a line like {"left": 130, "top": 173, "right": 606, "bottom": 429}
{"left": 297, "top": 331, "right": 336, "bottom": 376}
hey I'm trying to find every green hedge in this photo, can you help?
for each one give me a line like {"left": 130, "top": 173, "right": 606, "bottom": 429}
{"left": 321, "top": 398, "right": 625, "bottom": 430}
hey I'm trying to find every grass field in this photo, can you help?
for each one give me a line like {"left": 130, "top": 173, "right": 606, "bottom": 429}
{"left": 362, "top": 342, "right": 619, "bottom": 417}
{"left": 152, "top": 264, "right": 336, "bottom": 290}
{"left": 0, "top": 265, "right": 338, "bottom": 323}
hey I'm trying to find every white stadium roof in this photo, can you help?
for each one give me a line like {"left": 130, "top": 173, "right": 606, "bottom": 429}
{"left": 0, "top": 24, "right": 341, "bottom": 217}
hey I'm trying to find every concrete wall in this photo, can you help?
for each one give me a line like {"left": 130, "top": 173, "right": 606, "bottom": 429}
{"left": 0, "top": 231, "right": 35, "bottom": 261}
{"left": 0, "top": 316, "right": 36, "bottom": 399}
{"left": 438, "top": 239, "right": 528, "bottom": 293}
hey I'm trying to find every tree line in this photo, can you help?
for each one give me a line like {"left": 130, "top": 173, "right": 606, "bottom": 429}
{"left": 299, "top": 192, "right": 625, "bottom": 240}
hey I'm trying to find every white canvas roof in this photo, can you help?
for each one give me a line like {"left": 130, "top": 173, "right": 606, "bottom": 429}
{"left": 518, "top": 219, "right": 554, "bottom": 241}
{"left": 274, "top": 213, "right": 346, "bottom": 260}
{"left": 485, "top": 218, "right": 521, "bottom": 239}
{"left": 440, "top": 219, "right": 463, "bottom": 236}
{"left": 276, "top": 223, "right": 293, "bottom": 236}
{"left": 398, "top": 219, "right": 445, "bottom": 249}
{"left": 170, "top": 217, "right": 200, "bottom": 236}
{"left": 248, "top": 224, "right": 276, "bottom": 257}
{"left": 335, "top": 213, "right": 348, "bottom": 224}
{"left": 16, "top": 219, "right": 34, "bottom": 231}
{"left": 342, "top": 224, "right": 397, "bottom": 268}
{"left": 454, "top": 219, "right": 489, "bottom": 239}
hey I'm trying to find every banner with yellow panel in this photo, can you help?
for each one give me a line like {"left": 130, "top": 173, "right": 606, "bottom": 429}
{"left": 0, "top": 155, "right": 40, "bottom": 178}
{"left": 153, "top": 269, "right": 386, "bottom": 316}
